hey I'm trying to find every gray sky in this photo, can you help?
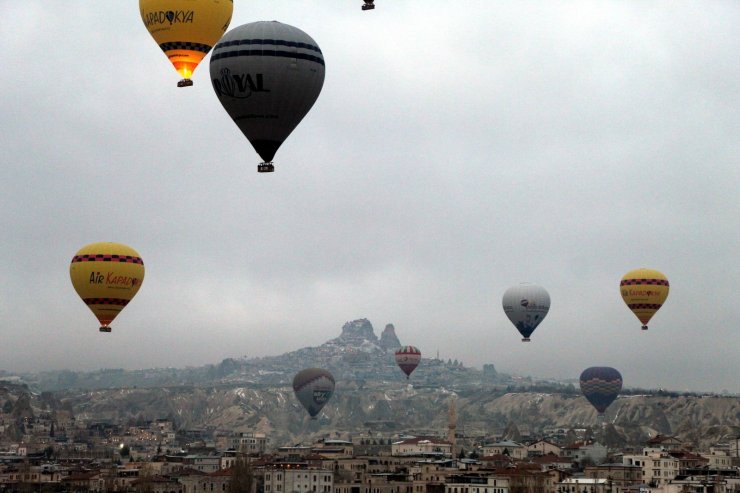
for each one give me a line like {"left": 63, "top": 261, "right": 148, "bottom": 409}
{"left": 1, "top": 1, "right": 738, "bottom": 393}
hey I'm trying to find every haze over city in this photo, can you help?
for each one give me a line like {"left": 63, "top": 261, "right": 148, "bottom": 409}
{"left": 0, "top": 2, "right": 738, "bottom": 393}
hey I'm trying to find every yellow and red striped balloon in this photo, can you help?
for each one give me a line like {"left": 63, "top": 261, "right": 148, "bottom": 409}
{"left": 620, "top": 268, "right": 669, "bottom": 330}
{"left": 69, "top": 242, "right": 145, "bottom": 333}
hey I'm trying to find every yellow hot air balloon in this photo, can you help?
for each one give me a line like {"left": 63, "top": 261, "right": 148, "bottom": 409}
{"left": 620, "top": 268, "right": 669, "bottom": 330}
{"left": 139, "top": 0, "right": 233, "bottom": 87}
{"left": 69, "top": 243, "right": 145, "bottom": 333}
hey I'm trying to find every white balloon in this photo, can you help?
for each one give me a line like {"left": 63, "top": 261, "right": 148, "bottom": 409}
{"left": 502, "top": 283, "right": 550, "bottom": 342}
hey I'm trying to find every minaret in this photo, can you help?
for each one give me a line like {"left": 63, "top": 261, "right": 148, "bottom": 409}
{"left": 448, "top": 397, "right": 457, "bottom": 459}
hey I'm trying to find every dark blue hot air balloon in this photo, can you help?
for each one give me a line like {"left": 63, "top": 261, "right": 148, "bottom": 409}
{"left": 579, "top": 367, "right": 623, "bottom": 415}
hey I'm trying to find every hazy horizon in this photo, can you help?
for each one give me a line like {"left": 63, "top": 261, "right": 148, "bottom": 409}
{"left": 1, "top": 2, "right": 738, "bottom": 393}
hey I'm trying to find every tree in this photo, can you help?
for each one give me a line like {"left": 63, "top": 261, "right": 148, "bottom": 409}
{"left": 229, "top": 455, "right": 254, "bottom": 493}
{"left": 43, "top": 446, "right": 55, "bottom": 459}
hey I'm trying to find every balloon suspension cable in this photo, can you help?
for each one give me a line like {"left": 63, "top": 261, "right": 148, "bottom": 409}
{"left": 258, "top": 162, "right": 275, "bottom": 173}
{"left": 99, "top": 326, "right": 112, "bottom": 333}
{"left": 177, "top": 79, "right": 194, "bottom": 88}
{"left": 641, "top": 325, "right": 648, "bottom": 331}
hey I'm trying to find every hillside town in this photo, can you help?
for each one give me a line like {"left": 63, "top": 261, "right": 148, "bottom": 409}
{"left": 1, "top": 397, "right": 738, "bottom": 493}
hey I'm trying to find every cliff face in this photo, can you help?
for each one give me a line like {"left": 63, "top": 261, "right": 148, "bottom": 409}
{"left": 44, "top": 386, "right": 738, "bottom": 451}
{"left": 333, "top": 319, "right": 378, "bottom": 344}
{"left": 2, "top": 319, "right": 737, "bottom": 453}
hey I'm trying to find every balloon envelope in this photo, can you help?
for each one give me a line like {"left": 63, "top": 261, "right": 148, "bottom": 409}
{"left": 139, "top": 0, "right": 233, "bottom": 84}
{"left": 502, "top": 283, "right": 550, "bottom": 341}
{"left": 210, "top": 21, "right": 325, "bottom": 166}
{"left": 69, "top": 242, "right": 145, "bottom": 332}
{"left": 620, "top": 268, "right": 669, "bottom": 330}
{"left": 395, "top": 346, "right": 421, "bottom": 379}
{"left": 292, "top": 368, "right": 335, "bottom": 419}
{"left": 580, "top": 367, "right": 623, "bottom": 415}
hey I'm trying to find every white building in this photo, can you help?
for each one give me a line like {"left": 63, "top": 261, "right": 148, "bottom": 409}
{"left": 527, "top": 440, "right": 562, "bottom": 457}
{"left": 561, "top": 442, "right": 607, "bottom": 465}
{"left": 556, "top": 478, "right": 609, "bottom": 493}
{"left": 481, "top": 441, "right": 527, "bottom": 460}
{"left": 234, "top": 432, "right": 269, "bottom": 454}
{"left": 264, "top": 467, "right": 334, "bottom": 493}
{"left": 701, "top": 450, "right": 733, "bottom": 470}
{"left": 445, "top": 475, "right": 509, "bottom": 493}
{"left": 623, "top": 452, "right": 678, "bottom": 486}
{"left": 392, "top": 437, "right": 452, "bottom": 458}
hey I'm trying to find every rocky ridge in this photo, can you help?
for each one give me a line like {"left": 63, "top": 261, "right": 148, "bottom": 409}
{"left": 1, "top": 319, "right": 737, "bottom": 450}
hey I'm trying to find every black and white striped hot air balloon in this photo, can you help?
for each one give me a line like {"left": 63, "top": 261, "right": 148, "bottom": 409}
{"left": 210, "top": 21, "right": 325, "bottom": 173}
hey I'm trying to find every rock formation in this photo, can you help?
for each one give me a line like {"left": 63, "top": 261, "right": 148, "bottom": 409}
{"left": 379, "top": 324, "right": 401, "bottom": 350}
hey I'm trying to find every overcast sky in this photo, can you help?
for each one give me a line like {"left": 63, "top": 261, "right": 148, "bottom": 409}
{"left": 1, "top": 1, "right": 738, "bottom": 393}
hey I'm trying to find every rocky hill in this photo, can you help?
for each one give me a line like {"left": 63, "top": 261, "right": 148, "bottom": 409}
{"left": 1, "top": 319, "right": 738, "bottom": 450}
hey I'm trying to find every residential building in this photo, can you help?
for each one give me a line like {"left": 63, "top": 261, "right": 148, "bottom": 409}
{"left": 393, "top": 438, "right": 453, "bottom": 458}
{"left": 264, "top": 465, "right": 334, "bottom": 493}
{"left": 482, "top": 442, "right": 527, "bottom": 460}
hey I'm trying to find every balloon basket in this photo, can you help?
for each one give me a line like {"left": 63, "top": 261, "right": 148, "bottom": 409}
{"left": 362, "top": 4, "right": 375, "bottom": 10}
{"left": 641, "top": 325, "right": 648, "bottom": 331}
{"left": 99, "top": 326, "right": 112, "bottom": 333}
{"left": 177, "top": 79, "right": 194, "bottom": 88}
{"left": 521, "top": 337, "right": 531, "bottom": 342}
{"left": 258, "top": 162, "right": 275, "bottom": 173}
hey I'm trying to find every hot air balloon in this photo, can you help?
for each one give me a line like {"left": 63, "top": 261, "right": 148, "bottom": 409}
{"left": 579, "top": 367, "right": 623, "bottom": 415}
{"left": 292, "top": 368, "right": 335, "bottom": 419}
{"left": 502, "top": 283, "right": 550, "bottom": 342}
{"left": 69, "top": 242, "right": 145, "bottom": 333}
{"left": 210, "top": 21, "right": 326, "bottom": 172}
{"left": 139, "top": 0, "right": 233, "bottom": 87}
{"left": 620, "top": 268, "right": 669, "bottom": 330}
{"left": 395, "top": 346, "right": 421, "bottom": 379}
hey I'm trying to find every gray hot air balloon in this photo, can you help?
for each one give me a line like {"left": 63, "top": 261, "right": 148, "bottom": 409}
{"left": 502, "top": 283, "right": 550, "bottom": 342}
{"left": 210, "top": 21, "right": 325, "bottom": 173}
{"left": 292, "top": 368, "right": 335, "bottom": 419}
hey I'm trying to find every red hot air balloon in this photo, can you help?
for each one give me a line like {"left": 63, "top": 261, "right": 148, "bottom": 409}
{"left": 395, "top": 346, "right": 421, "bottom": 379}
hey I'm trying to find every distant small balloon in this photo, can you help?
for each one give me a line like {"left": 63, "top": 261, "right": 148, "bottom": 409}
{"left": 502, "top": 283, "right": 550, "bottom": 341}
{"left": 580, "top": 367, "right": 623, "bottom": 415}
{"left": 292, "top": 368, "right": 335, "bottom": 419}
{"left": 395, "top": 346, "right": 421, "bottom": 379}
{"left": 620, "top": 268, "right": 669, "bottom": 330}
{"left": 69, "top": 242, "right": 145, "bottom": 333}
